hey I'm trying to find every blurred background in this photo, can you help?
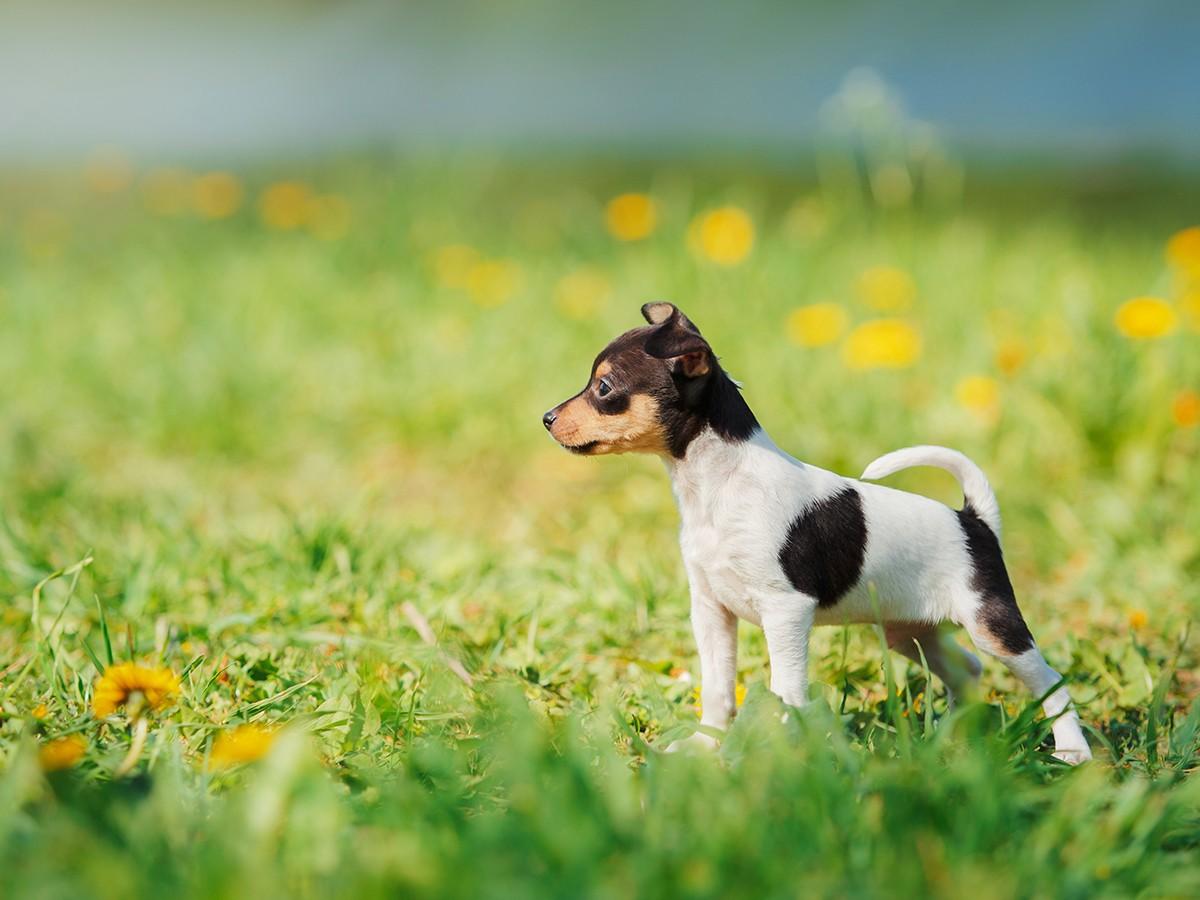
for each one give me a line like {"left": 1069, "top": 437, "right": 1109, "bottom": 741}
{"left": 4, "top": 8, "right": 1200, "bottom": 893}
{"left": 1, "top": 0, "right": 1198, "bottom": 629}
{"left": 2, "top": 0, "right": 1199, "bottom": 164}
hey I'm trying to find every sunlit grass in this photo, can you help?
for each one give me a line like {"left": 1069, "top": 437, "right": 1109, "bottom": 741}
{"left": 0, "top": 157, "right": 1198, "bottom": 897}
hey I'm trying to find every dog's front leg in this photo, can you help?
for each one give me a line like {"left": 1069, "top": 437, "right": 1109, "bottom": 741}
{"left": 761, "top": 597, "right": 816, "bottom": 708}
{"left": 666, "top": 573, "right": 737, "bottom": 753}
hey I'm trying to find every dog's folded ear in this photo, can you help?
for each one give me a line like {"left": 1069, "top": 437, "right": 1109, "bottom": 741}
{"left": 641, "top": 301, "right": 679, "bottom": 325}
{"left": 642, "top": 302, "right": 711, "bottom": 378}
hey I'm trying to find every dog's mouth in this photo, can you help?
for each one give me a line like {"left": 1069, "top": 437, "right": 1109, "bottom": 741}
{"left": 564, "top": 440, "right": 600, "bottom": 455}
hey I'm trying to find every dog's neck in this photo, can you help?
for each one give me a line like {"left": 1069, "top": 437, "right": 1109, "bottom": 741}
{"left": 663, "top": 368, "right": 759, "bottom": 458}
{"left": 663, "top": 374, "right": 792, "bottom": 513}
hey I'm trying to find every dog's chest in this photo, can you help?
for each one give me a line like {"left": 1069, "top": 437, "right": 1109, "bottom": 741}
{"left": 674, "top": 478, "right": 779, "bottom": 625}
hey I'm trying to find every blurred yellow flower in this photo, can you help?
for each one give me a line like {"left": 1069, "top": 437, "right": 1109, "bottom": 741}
{"left": 432, "top": 244, "right": 480, "bottom": 289}
{"left": 994, "top": 336, "right": 1029, "bottom": 377}
{"left": 1127, "top": 609, "right": 1148, "bottom": 630}
{"left": 466, "top": 259, "right": 521, "bottom": 308}
{"left": 1172, "top": 389, "right": 1200, "bottom": 428}
{"left": 1166, "top": 226, "right": 1200, "bottom": 277}
{"left": 92, "top": 663, "right": 179, "bottom": 718}
{"left": 306, "top": 194, "right": 352, "bottom": 240}
{"left": 901, "top": 691, "right": 926, "bottom": 718}
{"left": 258, "top": 181, "right": 313, "bottom": 230}
{"left": 605, "top": 193, "right": 658, "bottom": 242}
{"left": 210, "top": 724, "right": 277, "bottom": 769}
{"left": 554, "top": 267, "right": 611, "bottom": 320}
{"left": 693, "top": 206, "right": 755, "bottom": 266}
{"left": 32, "top": 703, "right": 49, "bottom": 719}
{"left": 85, "top": 146, "right": 134, "bottom": 194}
{"left": 39, "top": 735, "right": 86, "bottom": 772}
{"left": 735, "top": 683, "right": 747, "bottom": 707}
{"left": 1113, "top": 296, "right": 1177, "bottom": 340}
{"left": 140, "top": 167, "right": 193, "bottom": 216}
{"left": 785, "top": 302, "right": 848, "bottom": 347}
{"left": 856, "top": 266, "right": 916, "bottom": 312}
{"left": 842, "top": 319, "right": 922, "bottom": 369}
{"left": 192, "top": 172, "right": 243, "bottom": 220}
{"left": 955, "top": 375, "right": 1001, "bottom": 421}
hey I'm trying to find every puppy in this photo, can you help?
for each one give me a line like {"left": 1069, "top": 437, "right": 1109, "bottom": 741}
{"left": 543, "top": 302, "right": 1091, "bottom": 763}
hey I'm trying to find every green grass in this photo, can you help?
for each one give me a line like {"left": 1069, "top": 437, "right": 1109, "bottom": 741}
{"left": 1, "top": 157, "right": 1198, "bottom": 898}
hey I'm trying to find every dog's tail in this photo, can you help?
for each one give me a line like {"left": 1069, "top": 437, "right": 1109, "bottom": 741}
{"left": 860, "top": 445, "right": 1002, "bottom": 536}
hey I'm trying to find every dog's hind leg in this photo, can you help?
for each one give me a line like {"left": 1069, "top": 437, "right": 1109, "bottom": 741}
{"left": 884, "top": 623, "right": 981, "bottom": 704}
{"left": 953, "top": 504, "right": 1092, "bottom": 763}
{"left": 961, "top": 607, "right": 1092, "bottom": 764}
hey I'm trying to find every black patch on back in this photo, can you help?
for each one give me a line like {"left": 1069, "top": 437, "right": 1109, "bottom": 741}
{"left": 778, "top": 488, "right": 867, "bottom": 607}
{"left": 957, "top": 503, "right": 1034, "bottom": 654}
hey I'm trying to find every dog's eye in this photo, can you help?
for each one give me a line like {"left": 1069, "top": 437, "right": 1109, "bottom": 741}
{"left": 597, "top": 378, "right": 612, "bottom": 397}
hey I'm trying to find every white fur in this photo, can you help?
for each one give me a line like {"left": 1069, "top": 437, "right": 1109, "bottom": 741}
{"left": 664, "top": 428, "right": 1092, "bottom": 763}
{"left": 861, "top": 444, "right": 1002, "bottom": 536}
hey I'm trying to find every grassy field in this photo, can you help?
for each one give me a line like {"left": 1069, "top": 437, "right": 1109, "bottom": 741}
{"left": 1, "top": 156, "right": 1198, "bottom": 898}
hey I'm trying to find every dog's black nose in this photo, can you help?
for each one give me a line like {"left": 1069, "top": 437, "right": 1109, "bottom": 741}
{"left": 542, "top": 410, "right": 557, "bottom": 430}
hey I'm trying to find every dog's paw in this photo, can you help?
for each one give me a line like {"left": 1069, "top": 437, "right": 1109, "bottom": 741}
{"left": 663, "top": 732, "right": 720, "bottom": 754}
{"left": 1052, "top": 746, "right": 1093, "bottom": 765}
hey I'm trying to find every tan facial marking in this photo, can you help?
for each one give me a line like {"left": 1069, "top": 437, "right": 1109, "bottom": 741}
{"left": 594, "top": 360, "right": 612, "bottom": 379}
{"left": 551, "top": 392, "right": 668, "bottom": 455}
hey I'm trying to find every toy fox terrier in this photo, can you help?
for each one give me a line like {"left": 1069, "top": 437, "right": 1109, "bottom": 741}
{"left": 543, "top": 302, "right": 1091, "bottom": 763}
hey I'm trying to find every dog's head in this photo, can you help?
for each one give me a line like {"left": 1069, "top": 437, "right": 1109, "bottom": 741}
{"left": 541, "top": 302, "right": 716, "bottom": 457}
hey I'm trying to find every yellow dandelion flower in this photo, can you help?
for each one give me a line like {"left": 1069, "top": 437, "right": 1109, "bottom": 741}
{"left": 1114, "top": 296, "right": 1177, "bottom": 340}
{"left": 305, "top": 194, "right": 351, "bottom": 240}
{"left": 258, "top": 181, "right": 313, "bottom": 230}
{"left": 735, "top": 683, "right": 747, "bottom": 707}
{"left": 1166, "top": 226, "right": 1200, "bottom": 277}
{"left": 431, "top": 244, "right": 480, "bottom": 289}
{"left": 994, "top": 336, "right": 1029, "bottom": 377}
{"left": 192, "top": 172, "right": 243, "bottom": 220}
{"left": 856, "top": 266, "right": 916, "bottom": 312}
{"left": 92, "top": 663, "right": 180, "bottom": 718}
{"left": 1128, "top": 609, "right": 1148, "bottom": 630}
{"left": 1172, "top": 389, "right": 1200, "bottom": 428}
{"left": 955, "top": 375, "right": 1001, "bottom": 422}
{"left": 39, "top": 735, "right": 86, "bottom": 772}
{"left": 605, "top": 193, "right": 658, "bottom": 242}
{"left": 693, "top": 206, "right": 755, "bottom": 266}
{"left": 140, "top": 167, "right": 193, "bottom": 216}
{"left": 210, "top": 724, "right": 277, "bottom": 769}
{"left": 32, "top": 703, "right": 49, "bottom": 719}
{"left": 785, "top": 302, "right": 848, "bottom": 347}
{"left": 842, "top": 319, "right": 922, "bottom": 370}
{"left": 85, "top": 146, "right": 134, "bottom": 194}
{"left": 554, "top": 267, "right": 611, "bottom": 320}
{"left": 466, "top": 259, "right": 521, "bottom": 309}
